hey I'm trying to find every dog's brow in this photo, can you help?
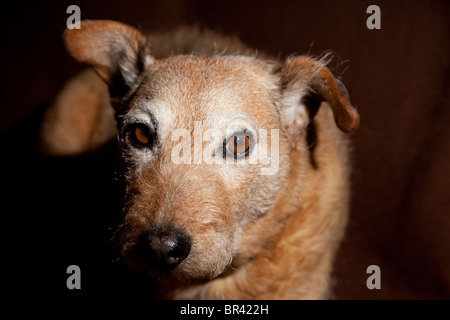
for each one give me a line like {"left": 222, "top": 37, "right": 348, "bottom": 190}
{"left": 124, "top": 109, "right": 155, "bottom": 128}
{"left": 137, "top": 100, "right": 176, "bottom": 143}
{"left": 206, "top": 112, "right": 259, "bottom": 133}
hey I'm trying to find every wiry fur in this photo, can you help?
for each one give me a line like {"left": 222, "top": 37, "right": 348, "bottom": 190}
{"left": 41, "top": 20, "right": 359, "bottom": 299}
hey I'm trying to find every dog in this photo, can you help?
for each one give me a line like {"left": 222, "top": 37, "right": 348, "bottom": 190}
{"left": 41, "top": 20, "right": 359, "bottom": 299}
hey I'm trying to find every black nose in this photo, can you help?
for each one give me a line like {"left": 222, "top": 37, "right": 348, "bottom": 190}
{"left": 140, "top": 226, "right": 192, "bottom": 270}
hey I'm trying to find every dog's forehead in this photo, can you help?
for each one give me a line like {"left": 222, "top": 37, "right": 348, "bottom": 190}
{"left": 129, "top": 55, "right": 280, "bottom": 132}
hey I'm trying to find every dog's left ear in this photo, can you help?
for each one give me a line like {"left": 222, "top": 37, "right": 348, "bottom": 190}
{"left": 278, "top": 56, "right": 360, "bottom": 141}
{"left": 41, "top": 21, "right": 153, "bottom": 156}
{"left": 64, "top": 20, "right": 154, "bottom": 100}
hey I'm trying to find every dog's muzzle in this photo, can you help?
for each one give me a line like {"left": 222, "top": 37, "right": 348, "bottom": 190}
{"left": 138, "top": 225, "right": 192, "bottom": 270}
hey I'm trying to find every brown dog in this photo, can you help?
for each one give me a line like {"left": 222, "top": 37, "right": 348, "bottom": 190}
{"left": 41, "top": 20, "right": 359, "bottom": 299}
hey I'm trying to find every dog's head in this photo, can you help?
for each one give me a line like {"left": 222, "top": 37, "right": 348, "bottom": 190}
{"left": 64, "top": 20, "right": 359, "bottom": 283}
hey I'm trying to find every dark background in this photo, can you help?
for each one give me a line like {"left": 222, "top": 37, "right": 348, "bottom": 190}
{"left": 1, "top": 0, "right": 449, "bottom": 302}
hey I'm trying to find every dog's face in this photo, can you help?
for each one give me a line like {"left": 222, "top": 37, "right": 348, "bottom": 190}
{"left": 116, "top": 55, "right": 291, "bottom": 280}
{"left": 64, "top": 21, "right": 359, "bottom": 283}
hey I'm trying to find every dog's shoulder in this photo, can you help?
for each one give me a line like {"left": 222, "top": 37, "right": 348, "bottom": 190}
{"left": 41, "top": 68, "right": 115, "bottom": 156}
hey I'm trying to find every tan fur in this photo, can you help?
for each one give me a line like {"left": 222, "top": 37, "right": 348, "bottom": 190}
{"left": 41, "top": 20, "right": 359, "bottom": 299}
{"left": 41, "top": 69, "right": 115, "bottom": 155}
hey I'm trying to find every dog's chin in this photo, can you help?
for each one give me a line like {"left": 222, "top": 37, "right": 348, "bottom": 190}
{"left": 124, "top": 252, "right": 230, "bottom": 283}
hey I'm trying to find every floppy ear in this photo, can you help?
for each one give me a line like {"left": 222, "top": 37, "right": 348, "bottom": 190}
{"left": 41, "top": 20, "right": 153, "bottom": 156}
{"left": 278, "top": 56, "right": 359, "bottom": 141}
{"left": 64, "top": 20, "right": 154, "bottom": 101}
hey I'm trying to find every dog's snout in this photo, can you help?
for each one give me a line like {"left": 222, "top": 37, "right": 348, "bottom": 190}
{"left": 141, "top": 226, "right": 192, "bottom": 270}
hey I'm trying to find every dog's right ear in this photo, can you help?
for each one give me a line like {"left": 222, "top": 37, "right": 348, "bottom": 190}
{"left": 278, "top": 56, "right": 360, "bottom": 146}
{"left": 64, "top": 20, "right": 154, "bottom": 100}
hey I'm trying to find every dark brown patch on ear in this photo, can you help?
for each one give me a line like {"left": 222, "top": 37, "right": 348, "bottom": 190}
{"left": 108, "top": 70, "right": 134, "bottom": 101}
{"left": 305, "top": 120, "right": 318, "bottom": 169}
{"left": 303, "top": 92, "right": 322, "bottom": 169}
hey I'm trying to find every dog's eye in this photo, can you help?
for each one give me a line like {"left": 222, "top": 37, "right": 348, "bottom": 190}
{"left": 127, "top": 123, "right": 155, "bottom": 149}
{"left": 225, "top": 131, "right": 253, "bottom": 158}
{"left": 231, "top": 135, "right": 250, "bottom": 154}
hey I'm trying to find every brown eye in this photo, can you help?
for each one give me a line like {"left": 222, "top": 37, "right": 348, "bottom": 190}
{"left": 135, "top": 126, "right": 149, "bottom": 145}
{"left": 128, "top": 123, "right": 155, "bottom": 149}
{"left": 230, "top": 135, "right": 250, "bottom": 154}
{"left": 225, "top": 131, "right": 253, "bottom": 159}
